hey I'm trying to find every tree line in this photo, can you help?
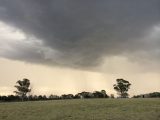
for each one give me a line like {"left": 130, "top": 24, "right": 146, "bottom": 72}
{"left": 0, "top": 90, "right": 109, "bottom": 102}
{"left": 0, "top": 78, "right": 159, "bottom": 102}
{"left": 133, "top": 92, "right": 160, "bottom": 98}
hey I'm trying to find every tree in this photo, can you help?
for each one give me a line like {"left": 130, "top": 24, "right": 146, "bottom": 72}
{"left": 14, "top": 78, "right": 31, "bottom": 101}
{"left": 101, "top": 90, "right": 109, "bottom": 98}
{"left": 49, "top": 94, "right": 59, "bottom": 100}
{"left": 93, "top": 91, "right": 104, "bottom": 98}
{"left": 38, "top": 95, "right": 43, "bottom": 100}
{"left": 113, "top": 79, "right": 131, "bottom": 98}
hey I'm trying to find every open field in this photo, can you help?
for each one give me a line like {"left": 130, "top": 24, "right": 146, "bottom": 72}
{"left": 0, "top": 98, "right": 160, "bottom": 120}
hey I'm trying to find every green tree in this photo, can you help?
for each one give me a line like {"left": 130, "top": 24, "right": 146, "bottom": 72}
{"left": 113, "top": 79, "right": 131, "bottom": 98}
{"left": 14, "top": 78, "right": 31, "bottom": 101}
{"left": 101, "top": 90, "right": 109, "bottom": 98}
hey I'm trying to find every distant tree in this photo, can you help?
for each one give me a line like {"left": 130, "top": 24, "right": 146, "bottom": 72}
{"left": 132, "top": 92, "right": 160, "bottom": 98}
{"left": 38, "top": 95, "right": 43, "bottom": 100}
{"left": 1, "top": 96, "right": 7, "bottom": 101}
{"left": 101, "top": 90, "right": 109, "bottom": 98}
{"left": 149, "top": 92, "right": 160, "bottom": 98}
{"left": 74, "top": 93, "right": 82, "bottom": 99}
{"left": 7, "top": 95, "right": 15, "bottom": 101}
{"left": 93, "top": 91, "right": 104, "bottom": 98}
{"left": 49, "top": 94, "right": 54, "bottom": 100}
{"left": 33, "top": 95, "right": 38, "bottom": 100}
{"left": 14, "top": 78, "right": 31, "bottom": 101}
{"left": 80, "top": 92, "right": 93, "bottom": 98}
{"left": 28, "top": 95, "right": 33, "bottom": 101}
{"left": 61, "top": 94, "right": 74, "bottom": 99}
{"left": 49, "top": 94, "right": 59, "bottom": 100}
{"left": 113, "top": 79, "right": 131, "bottom": 98}
{"left": 42, "top": 95, "right": 47, "bottom": 100}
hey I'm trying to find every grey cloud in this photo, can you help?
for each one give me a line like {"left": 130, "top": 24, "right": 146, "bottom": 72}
{"left": 0, "top": 0, "right": 160, "bottom": 69}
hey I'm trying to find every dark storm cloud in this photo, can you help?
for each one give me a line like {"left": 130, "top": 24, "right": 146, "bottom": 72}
{"left": 0, "top": 0, "right": 160, "bottom": 69}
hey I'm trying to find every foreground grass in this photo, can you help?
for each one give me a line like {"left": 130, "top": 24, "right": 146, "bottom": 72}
{"left": 0, "top": 98, "right": 160, "bottom": 120}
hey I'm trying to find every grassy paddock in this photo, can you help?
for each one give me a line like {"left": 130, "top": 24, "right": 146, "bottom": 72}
{"left": 0, "top": 98, "right": 160, "bottom": 120}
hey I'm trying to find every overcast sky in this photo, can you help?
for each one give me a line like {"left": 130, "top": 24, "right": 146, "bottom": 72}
{"left": 0, "top": 0, "right": 160, "bottom": 96}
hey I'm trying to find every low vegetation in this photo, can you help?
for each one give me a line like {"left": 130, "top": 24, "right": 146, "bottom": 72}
{"left": 0, "top": 98, "right": 159, "bottom": 120}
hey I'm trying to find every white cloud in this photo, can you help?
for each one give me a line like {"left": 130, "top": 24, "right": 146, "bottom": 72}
{"left": 0, "top": 21, "right": 25, "bottom": 41}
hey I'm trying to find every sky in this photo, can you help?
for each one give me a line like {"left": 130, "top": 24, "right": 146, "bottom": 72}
{"left": 0, "top": 0, "right": 160, "bottom": 96}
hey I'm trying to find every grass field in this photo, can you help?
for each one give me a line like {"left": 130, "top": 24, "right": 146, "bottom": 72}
{"left": 0, "top": 98, "right": 160, "bottom": 120}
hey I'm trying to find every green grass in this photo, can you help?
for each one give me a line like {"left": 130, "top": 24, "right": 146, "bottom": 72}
{"left": 0, "top": 98, "right": 160, "bottom": 120}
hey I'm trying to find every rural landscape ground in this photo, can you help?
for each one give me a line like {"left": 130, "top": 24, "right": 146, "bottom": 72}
{"left": 0, "top": 98, "right": 159, "bottom": 120}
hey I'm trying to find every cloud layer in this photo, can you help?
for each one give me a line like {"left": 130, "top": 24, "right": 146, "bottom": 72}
{"left": 0, "top": 0, "right": 160, "bottom": 70}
